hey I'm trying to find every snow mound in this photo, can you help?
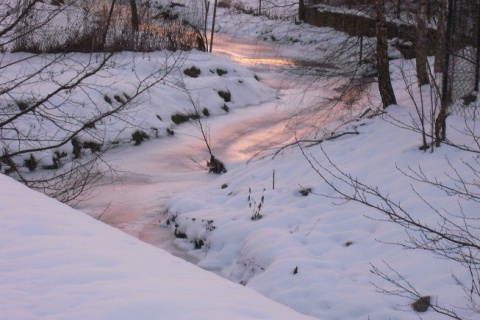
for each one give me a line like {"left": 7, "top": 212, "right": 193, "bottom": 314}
{"left": 0, "top": 174, "right": 314, "bottom": 320}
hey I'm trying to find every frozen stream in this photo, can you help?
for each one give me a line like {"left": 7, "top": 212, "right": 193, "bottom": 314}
{"left": 78, "top": 34, "right": 330, "bottom": 263}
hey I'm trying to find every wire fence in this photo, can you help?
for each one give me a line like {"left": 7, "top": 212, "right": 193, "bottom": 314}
{"left": 8, "top": 1, "right": 203, "bottom": 53}
{"left": 444, "top": 0, "right": 480, "bottom": 117}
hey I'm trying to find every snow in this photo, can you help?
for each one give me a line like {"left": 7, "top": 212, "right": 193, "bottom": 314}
{"left": 2, "top": 1, "right": 480, "bottom": 320}
{"left": 0, "top": 173, "right": 315, "bottom": 319}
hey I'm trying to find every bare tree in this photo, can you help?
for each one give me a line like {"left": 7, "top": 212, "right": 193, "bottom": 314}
{"left": 374, "top": 0, "right": 397, "bottom": 108}
{"left": 179, "top": 84, "right": 226, "bottom": 174}
{"left": 129, "top": 0, "right": 140, "bottom": 32}
{"left": 415, "top": 0, "right": 430, "bottom": 86}
{"left": 210, "top": 0, "right": 218, "bottom": 52}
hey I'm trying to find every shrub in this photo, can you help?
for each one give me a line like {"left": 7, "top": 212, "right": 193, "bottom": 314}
{"left": 104, "top": 95, "right": 112, "bottom": 104}
{"left": 218, "top": 90, "right": 231, "bottom": 102}
{"left": 16, "top": 100, "right": 29, "bottom": 111}
{"left": 412, "top": 296, "right": 430, "bottom": 313}
{"left": 207, "top": 155, "right": 226, "bottom": 174}
{"left": 202, "top": 108, "right": 210, "bottom": 117}
{"left": 24, "top": 154, "right": 38, "bottom": 172}
{"left": 166, "top": 128, "right": 175, "bottom": 136}
{"left": 71, "top": 137, "right": 82, "bottom": 159}
{"left": 216, "top": 68, "right": 228, "bottom": 76}
{"left": 43, "top": 151, "right": 67, "bottom": 170}
{"left": 171, "top": 113, "right": 190, "bottom": 124}
{"left": 183, "top": 66, "right": 201, "bottom": 78}
{"left": 84, "top": 121, "right": 96, "bottom": 129}
{"left": 171, "top": 112, "right": 200, "bottom": 125}
{"left": 114, "top": 95, "right": 125, "bottom": 104}
{"left": 299, "top": 187, "right": 312, "bottom": 196}
{"left": 83, "top": 141, "right": 102, "bottom": 153}
{"left": 174, "top": 225, "right": 187, "bottom": 238}
{"left": 221, "top": 104, "right": 229, "bottom": 113}
{"left": 194, "top": 238, "right": 205, "bottom": 249}
{"left": 132, "top": 130, "right": 150, "bottom": 145}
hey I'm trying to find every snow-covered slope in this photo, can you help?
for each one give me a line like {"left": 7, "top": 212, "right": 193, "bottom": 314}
{"left": 164, "top": 58, "right": 480, "bottom": 319}
{"left": 0, "top": 174, "right": 315, "bottom": 320}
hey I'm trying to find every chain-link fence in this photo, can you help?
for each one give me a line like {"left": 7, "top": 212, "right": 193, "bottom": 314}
{"left": 443, "top": 0, "right": 480, "bottom": 117}
{"left": 7, "top": 0, "right": 204, "bottom": 53}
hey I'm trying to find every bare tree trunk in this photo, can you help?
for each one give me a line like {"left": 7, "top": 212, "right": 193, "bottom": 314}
{"left": 437, "top": 0, "right": 455, "bottom": 146}
{"left": 203, "top": 0, "right": 210, "bottom": 51}
{"left": 375, "top": 0, "right": 397, "bottom": 108}
{"left": 209, "top": 0, "right": 217, "bottom": 52}
{"left": 102, "top": 0, "right": 117, "bottom": 48}
{"left": 415, "top": 0, "right": 430, "bottom": 86}
{"left": 129, "top": 0, "right": 139, "bottom": 32}
{"left": 434, "top": 0, "right": 446, "bottom": 73}
{"left": 299, "top": 0, "right": 306, "bottom": 21}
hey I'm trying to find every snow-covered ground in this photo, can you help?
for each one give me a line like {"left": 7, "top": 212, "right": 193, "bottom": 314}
{"left": 0, "top": 173, "right": 315, "bottom": 320}
{"left": 3, "top": 1, "right": 480, "bottom": 320}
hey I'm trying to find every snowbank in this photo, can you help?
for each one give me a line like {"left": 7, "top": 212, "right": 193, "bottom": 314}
{"left": 0, "top": 173, "right": 314, "bottom": 319}
{"left": 165, "top": 59, "right": 480, "bottom": 319}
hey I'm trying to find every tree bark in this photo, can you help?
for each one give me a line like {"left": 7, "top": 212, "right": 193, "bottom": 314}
{"left": 375, "top": 0, "right": 397, "bottom": 108}
{"left": 299, "top": 0, "right": 306, "bottom": 21}
{"left": 415, "top": 0, "right": 430, "bottom": 86}
{"left": 209, "top": 0, "right": 217, "bottom": 52}
{"left": 434, "top": 0, "right": 446, "bottom": 73}
{"left": 129, "top": 0, "right": 139, "bottom": 32}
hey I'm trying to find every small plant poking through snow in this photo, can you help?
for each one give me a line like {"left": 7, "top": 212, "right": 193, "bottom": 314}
{"left": 183, "top": 66, "right": 201, "bottom": 78}
{"left": 174, "top": 224, "right": 187, "bottom": 238}
{"left": 132, "top": 130, "right": 149, "bottom": 145}
{"left": 16, "top": 100, "right": 28, "bottom": 111}
{"left": 24, "top": 154, "right": 38, "bottom": 171}
{"left": 221, "top": 104, "right": 229, "bottom": 112}
{"left": 202, "top": 108, "right": 210, "bottom": 117}
{"left": 83, "top": 141, "right": 102, "bottom": 153}
{"left": 299, "top": 187, "right": 312, "bottom": 196}
{"left": 71, "top": 137, "right": 82, "bottom": 159}
{"left": 412, "top": 296, "right": 431, "bottom": 313}
{"left": 345, "top": 241, "right": 354, "bottom": 247}
{"left": 163, "top": 212, "right": 177, "bottom": 226}
{"left": 43, "top": 150, "right": 67, "bottom": 170}
{"left": 218, "top": 90, "right": 231, "bottom": 102}
{"left": 248, "top": 187, "right": 265, "bottom": 221}
{"left": 207, "top": 155, "right": 226, "bottom": 174}
{"left": 186, "top": 217, "right": 216, "bottom": 232}
{"left": 171, "top": 112, "right": 200, "bottom": 125}
{"left": 114, "top": 94, "right": 125, "bottom": 104}
{"left": 216, "top": 68, "right": 228, "bottom": 76}
{"left": 104, "top": 95, "right": 112, "bottom": 105}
